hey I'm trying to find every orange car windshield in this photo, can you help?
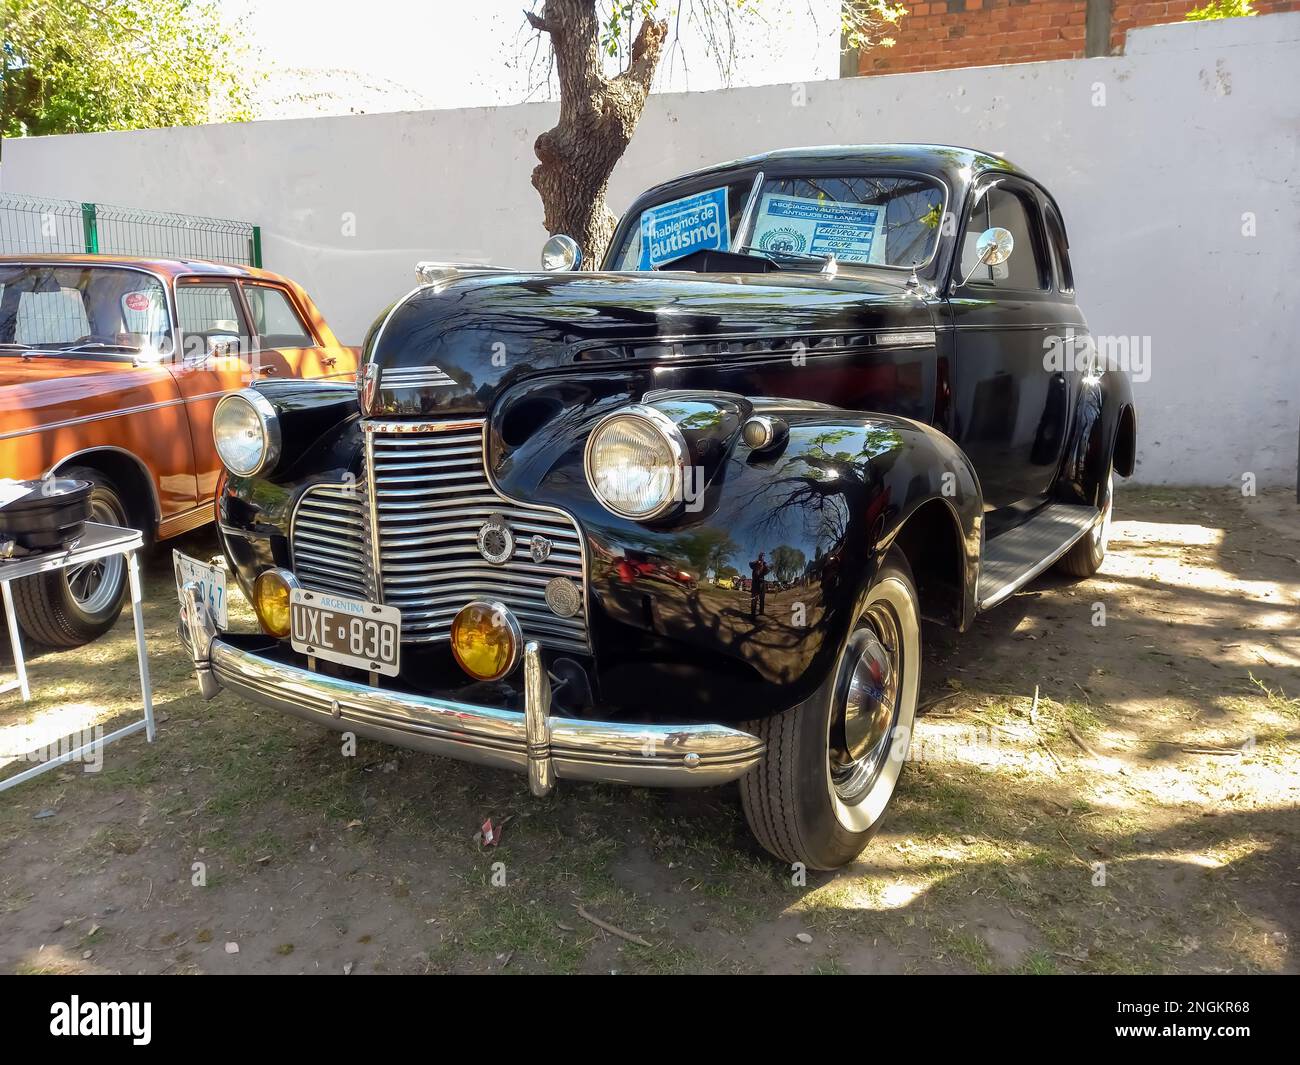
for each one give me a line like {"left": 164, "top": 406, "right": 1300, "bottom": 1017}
{"left": 0, "top": 265, "right": 173, "bottom": 357}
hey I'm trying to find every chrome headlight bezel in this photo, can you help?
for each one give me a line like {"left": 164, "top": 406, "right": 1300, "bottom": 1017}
{"left": 583, "top": 404, "right": 689, "bottom": 521}
{"left": 212, "top": 388, "right": 281, "bottom": 477}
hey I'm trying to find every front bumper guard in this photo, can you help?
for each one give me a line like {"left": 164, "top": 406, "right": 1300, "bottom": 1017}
{"left": 180, "top": 583, "right": 764, "bottom": 796}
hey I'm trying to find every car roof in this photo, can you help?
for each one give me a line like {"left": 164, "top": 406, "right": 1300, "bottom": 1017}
{"left": 0, "top": 253, "right": 285, "bottom": 282}
{"left": 634, "top": 143, "right": 1038, "bottom": 200}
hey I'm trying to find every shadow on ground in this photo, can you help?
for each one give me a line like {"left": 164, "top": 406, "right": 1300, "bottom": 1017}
{"left": 0, "top": 489, "right": 1296, "bottom": 974}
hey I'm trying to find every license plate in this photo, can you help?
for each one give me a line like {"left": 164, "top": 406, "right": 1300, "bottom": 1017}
{"left": 290, "top": 588, "right": 401, "bottom": 676}
{"left": 174, "top": 549, "right": 228, "bottom": 630}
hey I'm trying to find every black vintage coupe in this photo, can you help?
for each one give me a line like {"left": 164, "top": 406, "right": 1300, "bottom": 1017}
{"left": 182, "top": 145, "right": 1135, "bottom": 869}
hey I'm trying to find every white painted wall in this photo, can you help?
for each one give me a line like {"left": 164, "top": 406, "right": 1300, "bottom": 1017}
{"left": 4, "top": 15, "right": 1298, "bottom": 487}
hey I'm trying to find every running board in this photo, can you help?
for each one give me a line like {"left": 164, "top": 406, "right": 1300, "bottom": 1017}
{"left": 976, "top": 504, "right": 1100, "bottom": 611}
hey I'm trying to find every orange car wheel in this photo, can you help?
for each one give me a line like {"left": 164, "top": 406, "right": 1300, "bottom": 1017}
{"left": 10, "top": 467, "right": 130, "bottom": 648}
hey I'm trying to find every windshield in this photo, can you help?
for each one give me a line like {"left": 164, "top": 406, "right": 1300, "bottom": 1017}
{"left": 0, "top": 265, "right": 173, "bottom": 357}
{"left": 609, "top": 172, "right": 946, "bottom": 272}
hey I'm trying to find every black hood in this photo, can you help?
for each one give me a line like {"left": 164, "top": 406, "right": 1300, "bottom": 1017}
{"left": 364, "top": 269, "right": 933, "bottom": 416}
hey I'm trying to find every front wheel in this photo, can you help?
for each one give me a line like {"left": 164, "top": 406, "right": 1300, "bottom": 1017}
{"left": 740, "top": 549, "right": 921, "bottom": 870}
{"left": 11, "top": 467, "right": 130, "bottom": 648}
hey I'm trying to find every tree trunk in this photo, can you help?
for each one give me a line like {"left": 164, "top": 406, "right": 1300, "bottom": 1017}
{"left": 528, "top": 0, "right": 668, "bottom": 267}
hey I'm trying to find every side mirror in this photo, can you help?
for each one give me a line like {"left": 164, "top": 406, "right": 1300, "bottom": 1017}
{"left": 541, "top": 234, "right": 582, "bottom": 272}
{"left": 207, "top": 334, "right": 242, "bottom": 358}
{"left": 959, "top": 226, "right": 1015, "bottom": 288}
{"left": 976, "top": 227, "right": 1014, "bottom": 267}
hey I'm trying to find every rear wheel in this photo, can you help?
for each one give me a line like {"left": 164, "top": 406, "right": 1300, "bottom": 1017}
{"left": 1057, "top": 468, "right": 1113, "bottom": 578}
{"left": 11, "top": 468, "right": 130, "bottom": 648}
{"left": 740, "top": 550, "right": 921, "bottom": 870}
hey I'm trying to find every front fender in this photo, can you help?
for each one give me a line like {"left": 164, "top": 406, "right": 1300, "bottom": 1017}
{"left": 493, "top": 387, "right": 981, "bottom": 722}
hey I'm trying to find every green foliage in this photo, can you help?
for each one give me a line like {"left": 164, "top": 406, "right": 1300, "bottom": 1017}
{"left": 601, "top": 1, "right": 661, "bottom": 57}
{"left": 2, "top": 0, "right": 258, "bottom": 138}
{"left": 1185, "top": 0, "right": 1256, "bottom": 19}
{"left": 769, "top": 544, "right": 807, "bottom": 584}
{"left": 597, "top": 0, "right": 905, "bottom": 64}
{"left": 841, "top": 0, "right": 909, "bottom": 51}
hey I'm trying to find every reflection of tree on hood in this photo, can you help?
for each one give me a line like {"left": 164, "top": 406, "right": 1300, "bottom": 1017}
{"left": 750, "top": 425, "right": 904, "bottom": 547}
{"left": 665, "top": 526, "right": 738, "bottom": 579}
{"left": 770, "top": 544, "right": 807, "bottom": 585}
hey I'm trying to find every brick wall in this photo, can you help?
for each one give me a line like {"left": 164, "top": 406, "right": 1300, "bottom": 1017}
{"left": 855, "top": 1, "right": 1300, "bottom": 74}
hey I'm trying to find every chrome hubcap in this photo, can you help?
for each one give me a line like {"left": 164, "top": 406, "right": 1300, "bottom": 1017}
{"left": 65, "top": 497, "right": 125, "bottom": 613}
{"left": 830, "top": 606, "right": 902, "bottom": 803}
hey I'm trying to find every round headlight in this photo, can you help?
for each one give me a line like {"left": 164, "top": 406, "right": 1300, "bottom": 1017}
{"left": 213, "top": 389, "right": 280, "bottom": 477}
{"left": 450, "top": 600, "right": 522, "bottom": 681}
{"left": 584, "top": 405, "right": 687, "bottom": 520}
{"left": 253, "top": 568, "right": 297, "bottom": 638}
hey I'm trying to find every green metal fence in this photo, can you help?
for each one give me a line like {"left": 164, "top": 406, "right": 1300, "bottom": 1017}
{"left": 0, "top": 193, "right": 262, "bottom": 267}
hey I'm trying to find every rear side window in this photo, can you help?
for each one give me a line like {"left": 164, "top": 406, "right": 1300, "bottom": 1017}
{"left": 243, "top": 284, "right": 313, "bottom": 348}
{"left": 177, "top": 282, "right": 244, "bottom": 337}
{"left": 960, "top": 186, "right": 1048, "bottom": 291}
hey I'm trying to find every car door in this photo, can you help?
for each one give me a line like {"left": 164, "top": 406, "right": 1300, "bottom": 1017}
{"left": 168, "top": 277, "right": 261, "bottom": 503}
{"left": 239, "top": 281, "right": 347, "bottom": 382}
{"left": 945, "top": 177, "right": 1073, "bottom": 530}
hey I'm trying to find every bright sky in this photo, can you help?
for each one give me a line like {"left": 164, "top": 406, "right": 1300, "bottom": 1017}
{"left": 218, "top": 0, "right": 841, "bottom": 119}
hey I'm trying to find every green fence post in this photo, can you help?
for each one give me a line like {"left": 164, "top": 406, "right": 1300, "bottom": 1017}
{"left": 250, "top": 225, "right": 262, "bottom": 268}
{"left": 80, "top": 203, "right": 99, "bottom": 254}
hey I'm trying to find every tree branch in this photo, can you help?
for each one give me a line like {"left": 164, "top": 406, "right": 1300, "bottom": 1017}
{"left": 614, "top": 15, "right": 669, "bottom": 91}
{"left": 523, "top": 8, "right": 554, "bottom": 35}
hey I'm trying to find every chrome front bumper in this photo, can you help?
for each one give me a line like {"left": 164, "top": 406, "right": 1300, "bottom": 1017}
{"left": 179, "top": 583, "right": 764, "bottom": 796}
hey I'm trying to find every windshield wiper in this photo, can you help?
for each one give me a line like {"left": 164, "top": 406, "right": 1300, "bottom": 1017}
{"left": 48, "top": 342, "right": 140, "bottom": 355}
{"left": 735, "top": 245, "right": 842, "bottom": 275}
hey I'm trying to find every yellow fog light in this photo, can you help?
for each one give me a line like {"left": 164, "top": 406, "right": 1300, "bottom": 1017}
{"left": 253, "top": 568, "right": 297, "bottom": 638}
{"left": 450, "top": 600, "right": 522, "bottom": 681}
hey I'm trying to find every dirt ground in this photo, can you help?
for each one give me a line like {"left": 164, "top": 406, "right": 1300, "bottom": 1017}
{"left": 0, "top": 486, "right": 1296, "bottom": 975}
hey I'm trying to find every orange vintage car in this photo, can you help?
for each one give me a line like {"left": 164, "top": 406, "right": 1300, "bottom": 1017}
{"left": 0, "top": 254, "right": 357, "bottom": 646}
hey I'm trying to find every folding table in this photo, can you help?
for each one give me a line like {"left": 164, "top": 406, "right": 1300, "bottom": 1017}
{"left": 0, "top": 522, "right": 156, "bottom": 791}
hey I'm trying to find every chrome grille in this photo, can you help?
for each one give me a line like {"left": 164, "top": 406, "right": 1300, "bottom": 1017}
{"left": 367, "top": 422, "right": 590, "bottom": 653}
{"left": 290, "top": 483, "right": 368, "bottom": 599}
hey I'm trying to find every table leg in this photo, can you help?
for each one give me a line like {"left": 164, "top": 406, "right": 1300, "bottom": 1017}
{"left": 1, "top": 578, "right": 31, "bottom": 701}
{"left": 126, "top": 551, "right": 156, "bottom": 742}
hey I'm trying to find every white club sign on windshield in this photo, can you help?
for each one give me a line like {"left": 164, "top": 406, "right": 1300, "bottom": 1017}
{"left": 750, "top": 193, "right": 886, "bottom": 264}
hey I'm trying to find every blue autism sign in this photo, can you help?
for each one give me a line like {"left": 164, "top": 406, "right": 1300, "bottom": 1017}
{"left": 637, "top": 187, "right": 729, "bottom": 269}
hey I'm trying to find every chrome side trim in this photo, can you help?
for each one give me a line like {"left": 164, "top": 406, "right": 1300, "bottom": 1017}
{"left": 0, "top": 393, "right": 223, "bottom": 442}
{"left": 877, "top": 329, "right": 937, "bottom": 348}
{"left": 182, "top": 610, "right": 764, "bottom": 790}
{"left": 381, "top": 365, "right": 456, "bottom": 390}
